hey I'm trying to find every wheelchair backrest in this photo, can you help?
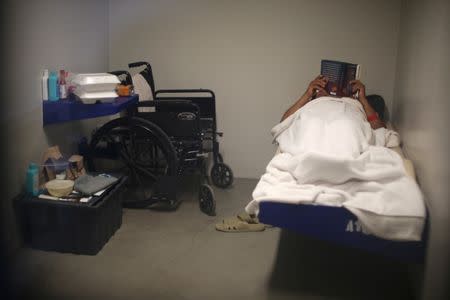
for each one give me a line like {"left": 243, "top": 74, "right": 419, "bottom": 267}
{"left": 127, "top": 62, "right": 216, "bottom": 120}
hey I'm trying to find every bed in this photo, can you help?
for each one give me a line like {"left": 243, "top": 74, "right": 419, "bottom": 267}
{"left": 246, "top": 98, "right": 427, "bottom": 263}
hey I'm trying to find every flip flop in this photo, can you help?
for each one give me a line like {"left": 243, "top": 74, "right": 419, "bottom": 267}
{"left": 215, "top": 219, "right": 265, "bottom": 232}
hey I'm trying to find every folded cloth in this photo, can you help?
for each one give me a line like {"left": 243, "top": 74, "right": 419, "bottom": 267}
{"left": 74, "top": 174, "right": 118, "bottom": 195}
{"left": 132, "top": 73, "right": 153, "bottom": 101}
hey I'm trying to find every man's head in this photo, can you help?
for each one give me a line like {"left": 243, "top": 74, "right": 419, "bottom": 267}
{"left": 366, "top": 94, "right": 386, "bottom": 121}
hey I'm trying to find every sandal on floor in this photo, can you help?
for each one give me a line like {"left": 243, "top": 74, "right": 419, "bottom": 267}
{"left": 237, "top": 212, "right": 259, "bottom": 224}
{"left": 215, "top": 219, "right": 265, "bottom": 232}
{"left": 237, "top": 212, "right": 273, "bottom": 228}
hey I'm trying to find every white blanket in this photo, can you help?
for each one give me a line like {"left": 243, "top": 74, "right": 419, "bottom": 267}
{"left": 245, "top": 97, "right": 425, "bottom": 241}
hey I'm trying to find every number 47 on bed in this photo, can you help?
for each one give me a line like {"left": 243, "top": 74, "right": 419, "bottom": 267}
{"left": 345, "top": 220, "right": 370, "bottom": 235}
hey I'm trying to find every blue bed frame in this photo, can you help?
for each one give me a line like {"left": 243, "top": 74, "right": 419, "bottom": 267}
{"left": 258, "top": 202, "right": 427, "bottom": 263}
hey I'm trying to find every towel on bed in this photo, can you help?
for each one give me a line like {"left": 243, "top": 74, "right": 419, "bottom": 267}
{"left": 245, "top": 97, "right": 425, "bottom": 241}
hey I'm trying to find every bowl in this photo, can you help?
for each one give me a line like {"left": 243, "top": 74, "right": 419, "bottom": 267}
{"left": 45, "top": 179, "right": 74, "bottom": 197}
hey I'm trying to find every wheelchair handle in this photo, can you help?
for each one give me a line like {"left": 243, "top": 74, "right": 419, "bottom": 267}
{"left": 128, "top": 61, "right": 151, "bottom": 69}
{"left": 155, "top": 89, "right": 215, "bottom": 99}
{"left": 108, "top": 70, "right": 132, "bottom": 85}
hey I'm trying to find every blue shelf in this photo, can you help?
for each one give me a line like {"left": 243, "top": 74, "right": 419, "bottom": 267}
{"left": 43, "top": 95, "right": 139, "bottom": 126}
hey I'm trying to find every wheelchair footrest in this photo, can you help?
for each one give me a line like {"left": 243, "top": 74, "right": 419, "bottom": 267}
{"left": 148, "top": 175, "right": 180, "bottom": 210}
{"left": 149, "top": 195, "right": 182, "bottom": 211}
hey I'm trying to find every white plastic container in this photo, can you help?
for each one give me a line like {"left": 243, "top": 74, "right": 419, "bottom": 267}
{"left": 72, "top": 73, "right": 120, "bottom": 103}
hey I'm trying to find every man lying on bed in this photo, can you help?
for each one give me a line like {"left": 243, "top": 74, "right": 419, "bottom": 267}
{"left": 245, "top": 75, "right": 426, "bottom": 241}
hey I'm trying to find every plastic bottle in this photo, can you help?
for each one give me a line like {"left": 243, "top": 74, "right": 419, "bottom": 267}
{"left": 56, "top": 75, "right": 60, "bottom": 99}
{"left": 26, "top": 163, "right": 39, "bottom": 196}
{"left": 59, "top": 70, "right": 67, "bottom": 99}
{"left": 42, "top": 69, "right": 48, "bottom": 100}
{"left": 48, "top": 71, "right": 59, "bottom": 101}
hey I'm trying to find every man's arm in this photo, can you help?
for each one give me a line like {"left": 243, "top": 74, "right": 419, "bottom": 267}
{"left": 349, "top": 80, "right": 386, "bottom": 129}
{"left": 281, "top": 75, "right": 328, "bottom": 121}
{"left": 281, "top": 93, "right": 310, "bottom": 122}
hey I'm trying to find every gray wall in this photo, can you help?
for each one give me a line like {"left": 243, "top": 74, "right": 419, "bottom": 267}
{"left": 108, "top": 0, "right": 402, "bottom": 178}
{"left": 1, "top": 0, "right": 109, "bottom": 254}
{"left": 393, "top": 0, "right": 449, "bottom": 299}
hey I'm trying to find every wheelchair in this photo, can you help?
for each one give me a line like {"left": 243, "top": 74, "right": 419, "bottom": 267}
{"left": 86, "top": 61, "right": 233, "bottom": 216}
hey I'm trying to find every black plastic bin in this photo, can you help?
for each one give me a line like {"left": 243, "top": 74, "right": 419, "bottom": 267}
{"left": 17, "top": 176, "right": 126, "bottom": 255}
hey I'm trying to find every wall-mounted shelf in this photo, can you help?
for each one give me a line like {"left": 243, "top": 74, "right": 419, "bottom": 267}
{"left": 42, "top": 95, "right": 139, "bottom": 126}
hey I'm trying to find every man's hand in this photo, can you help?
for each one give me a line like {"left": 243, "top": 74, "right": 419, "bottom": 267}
{"left": 304, "top": 75, "right": 328, "bottom": 100}
{"left": 349, "top": 80, "right": 366, "bottom": 100}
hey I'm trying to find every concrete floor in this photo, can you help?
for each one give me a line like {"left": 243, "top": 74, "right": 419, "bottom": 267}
{"left": 7, "top": 178, "right": 418, "bottom": 300}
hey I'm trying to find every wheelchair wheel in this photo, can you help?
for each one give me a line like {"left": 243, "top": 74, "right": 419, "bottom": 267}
{"left": 199, "top": 184, "right": 216, "bottom": 216}
{"left": 211, "top": 163, "right": 233, "bottom": 188}
{"left": 90, "top": 117, "right": 178, "bottom": 206}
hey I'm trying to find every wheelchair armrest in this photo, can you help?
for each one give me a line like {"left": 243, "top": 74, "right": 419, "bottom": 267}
{"left": 137, "top": 99, "right": 193, "bottom": 107}
{"left": 136, "top": 99, "right": 200, "bottom": 114}
{"left": 155, "top": 89, "right": 215, "bottom": 99}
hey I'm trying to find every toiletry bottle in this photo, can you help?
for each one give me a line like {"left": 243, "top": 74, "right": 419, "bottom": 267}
{"left": 42, "top": 69, "right": 48, "bottom": 100}
{"left": 48, "top": 71, "right": 59, "bottom": 101}
{"left": 26, "top": 163, "right": 39, "bottom": 196}
{"left": 56, "top": 74, "right": 60, "bottom": 99}
{"left": 59, "top": 70, "right": 67, "bottom": 99}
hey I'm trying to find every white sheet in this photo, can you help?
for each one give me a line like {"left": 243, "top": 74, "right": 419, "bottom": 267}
{"left": 245, "top": 97, "right": 425, "bottom": 241}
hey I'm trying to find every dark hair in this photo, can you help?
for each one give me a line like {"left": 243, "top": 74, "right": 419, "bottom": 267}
{"left": 366, "top": 94, "right": 386, "bottom": 121}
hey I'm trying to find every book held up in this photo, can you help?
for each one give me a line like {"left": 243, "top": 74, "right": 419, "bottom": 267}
{"left": 321, "top": 60, "right": 360, "bottom": 98}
